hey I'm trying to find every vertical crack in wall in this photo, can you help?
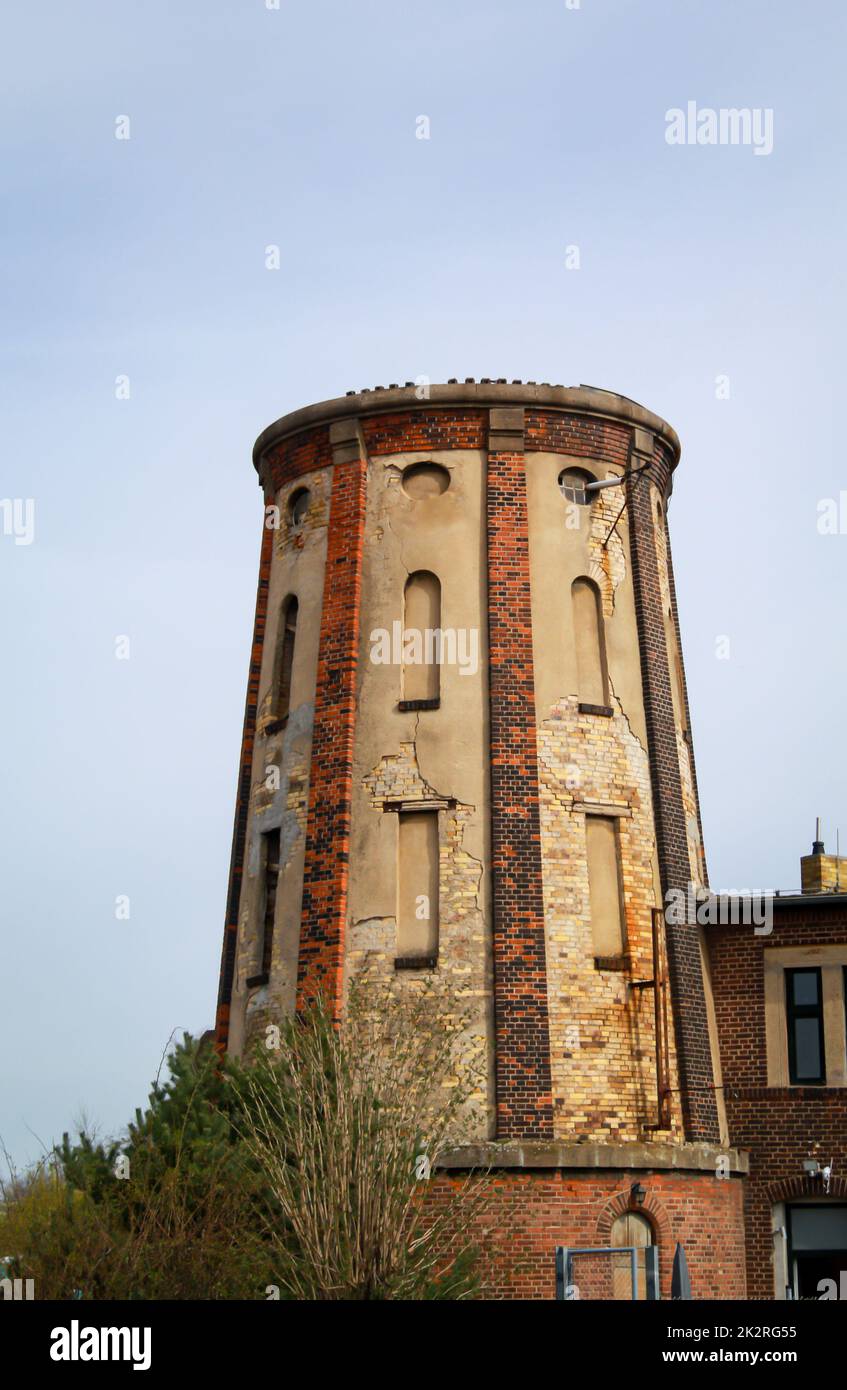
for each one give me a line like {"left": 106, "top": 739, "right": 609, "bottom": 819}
{"left": 355, "top": 742, "right": 490, "bottom": 1134}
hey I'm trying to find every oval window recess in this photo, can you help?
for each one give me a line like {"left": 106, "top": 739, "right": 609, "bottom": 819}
{"left": 289, "top": 487, "right": 311, "bottom": 525}
{"left": 401, "top": 463, "right": 451, "bottom": 499}
{"left": 558, "top": 467, "right": 596, "bottom": 506}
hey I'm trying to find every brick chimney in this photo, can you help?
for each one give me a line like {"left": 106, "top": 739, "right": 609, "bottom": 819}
{"left": 800, "top": 818, "right": 847, "bottom": 893}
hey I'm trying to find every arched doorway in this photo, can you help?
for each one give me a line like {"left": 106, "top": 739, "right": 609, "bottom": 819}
{"left": 611, "top": 1211, "right": 654, "bottom": 1300}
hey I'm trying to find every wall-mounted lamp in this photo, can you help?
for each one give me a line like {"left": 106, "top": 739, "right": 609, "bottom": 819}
{"left": 584, "top": 462, "right": 652, "bottom": 495}
{"left": 802, "top": 1157, "right": 834, "bottom": 1192}
{"left": 631, "top": 1182, "right": 647, "bottom": 1206}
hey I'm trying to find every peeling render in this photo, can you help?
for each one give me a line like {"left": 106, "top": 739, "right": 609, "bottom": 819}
{"left": 222, "top": 392, "right": 717, "bottom": 1156}
{"left": 231, "top": 463, "right": 329, "bottom": 1057}
{"left": 349, "top": 739, "right": 490, "bottom": 1134}
{"left": 348, "top": 447, "right": 495, "bottom": 1139}
{"left": 538, "top": 693, "right": 683, "bottom": 1142}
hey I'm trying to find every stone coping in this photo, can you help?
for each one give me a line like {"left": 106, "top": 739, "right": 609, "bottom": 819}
{"left": 252, "top": 382, "right": 681, "bottom": 471}
{"left": 436, "top": 1140, "right": 749, "bottom": 1175}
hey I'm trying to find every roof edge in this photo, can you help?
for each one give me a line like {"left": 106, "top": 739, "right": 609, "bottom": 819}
{"left": 252, "top": 382, "right": 681, "bottom": 472}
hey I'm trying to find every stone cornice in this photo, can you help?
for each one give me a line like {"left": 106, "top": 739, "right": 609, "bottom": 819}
{"left": 436, "top": 1140, "right": 749, "bottom": 1174}
{"left": 252, "top": 382, "right": 681, "bottom": 473}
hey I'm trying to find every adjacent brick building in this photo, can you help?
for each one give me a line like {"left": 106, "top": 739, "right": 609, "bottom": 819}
{"left": 214, "top": 382, "right": 844, "bottom": 1300}
{"left": 709, "top": 865, "right": 847, "bottom": 1299}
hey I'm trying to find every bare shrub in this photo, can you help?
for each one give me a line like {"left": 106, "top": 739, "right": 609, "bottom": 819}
{"left": 238, "top": 976, "right": 491, "bottom": 1299}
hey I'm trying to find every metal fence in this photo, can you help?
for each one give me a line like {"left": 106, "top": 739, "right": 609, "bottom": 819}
{"left": 556, "top": 1246, "right": 660, "bottom": 1300}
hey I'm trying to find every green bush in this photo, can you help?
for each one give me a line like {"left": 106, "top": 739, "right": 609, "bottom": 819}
{"left": 3, "top": 1035, "right": 274, "bottom": 1300}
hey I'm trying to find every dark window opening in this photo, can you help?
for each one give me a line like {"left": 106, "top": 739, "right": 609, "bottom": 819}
{"left": 289, "top": 488, "right": 310, "bottom": 526}
{"left": 260, "top": 828, "right": 281, "bottom": 979}
{"left": 787, "top": 1204, "right": 847, "bottom": 1299}
{"left": 271, "top": 596, "right": 298, "bottom": 725}
{"left": 786, "top": 967, "right": 825, "bottom": 1084}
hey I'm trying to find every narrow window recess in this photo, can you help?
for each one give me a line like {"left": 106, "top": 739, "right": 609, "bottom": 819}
{"left": 246, "top": 827, "right": 281, "bottom": 989}
{"left": 586, "top": 814, "right": 627, "bottom": 958}
{"left": 572, "top": 577, "right": 610, "bottom": 708}
{"left": 267, "top": 596, "right": 298, "bottom": 733}
{"left": 396, "top": 808, "right": 440, "bottom": 966}
{"left": 402, "top": 571, "right": 441, "bottom": 704}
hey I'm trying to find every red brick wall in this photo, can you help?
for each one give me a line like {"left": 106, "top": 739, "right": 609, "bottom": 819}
{"left": 710, "top": 908, "right": 847, "bottom": 1297}
{"left": 424, "top": 1168, "right": 747, "bottom": 1300}
{"left": 524, "top": 410, "right": 631, "bottom": 465}
{"left": 486, "top": 445, "right": 554, "bottom": 1140}
{"left": 296, "top": 455, "right": 368, "bottom": 1018}
{"left": 362, "top": 408, "right": 486, "bottom": 455}
{"left": 263, "top": 425, "right": 333, "bottom": 493}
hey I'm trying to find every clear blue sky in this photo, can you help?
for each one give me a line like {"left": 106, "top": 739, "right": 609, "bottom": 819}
{"left": 2, "top": 0, "right": 845, "bottom": 1168}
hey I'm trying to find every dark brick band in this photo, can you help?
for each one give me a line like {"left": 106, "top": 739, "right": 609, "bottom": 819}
{"left": 524, "top": 410, "right": 631, "bottom": 466}
{"left": 487, "top": 441, "right": 554, "bottom": 1140}
{"left": 663, "top": 514, "right": 709, "bottom": 887}
{"left": 626, "top": 443, "right": 719, "bottom": 1141}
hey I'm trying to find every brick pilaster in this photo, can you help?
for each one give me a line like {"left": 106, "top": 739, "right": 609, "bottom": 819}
{"left": 296, "top": 420, "right": 367, "bottom": 1019}
{"left": 487, "top": 407, "right": 554, "bottom": 1140}
{"left": 663, "top": 513, "right": 709, "bottom": 888}
{"left": 626, "top": 431, "right": 719, "bottom": 1141}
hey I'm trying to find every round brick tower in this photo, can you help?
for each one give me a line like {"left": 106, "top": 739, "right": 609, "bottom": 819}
{"left": 215, "top": 382, "right": 748, "bottom": 1298}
